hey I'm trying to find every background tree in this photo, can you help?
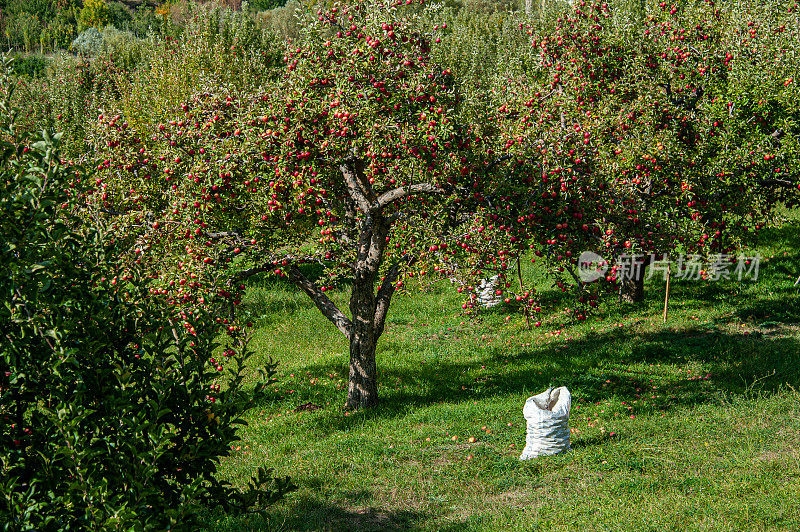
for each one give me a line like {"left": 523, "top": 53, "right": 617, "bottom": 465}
{"left": 450, "top": 0, "right": 800, "bottom": 316}
{"left": 78, "top": 0, "right": 113, "bottom": 32}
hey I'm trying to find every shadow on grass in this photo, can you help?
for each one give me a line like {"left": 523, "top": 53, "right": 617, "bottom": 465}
{"left": 234, "top": 320, "right": 799, "bottom": 530}
{"left": 254, "top": 316, "right": 800, "bottom": 437}
{"left": 207, "top": 493, "right": 431, "bottom": 531}
{"left": 246, "top": 241, "right": 800, "bottom": 427}
{"left": 736, "top": 288, "right": 800, "bottom": 324}
{"left": 244, "top": 297, "right": 313, "bottom": 327}
{"left": 755, "top": 217, "right": 800, "bottom": 250}
{"left": 570, "top": 433, "right": 620, "bottom": 449}
{"left": 737, "top": 219, "right": 800, "bottom": 323}
{"left": 231, "top": 225, "right": 800, "bottom": 530}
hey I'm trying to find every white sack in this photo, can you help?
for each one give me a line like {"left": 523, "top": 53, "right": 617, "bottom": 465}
{"left": 519, "top": 386, "right": 571, "bottom": 460}
{"left": 476, "top": 275, "right": 502, "bottom": 308}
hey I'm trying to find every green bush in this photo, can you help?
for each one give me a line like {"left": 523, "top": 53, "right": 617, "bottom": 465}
{"left": 118, "top": 2, "right": 282, "bottom": 138}
{"left": 9, "top": 55, "right": 48, "bottom": 78}
{"left": 100, "top": 25, "right": 150, "bottom": 71}
{"left": 11, "top": 53, "right": 99, "bottom": 155}
{"left": 254, "top": 0, "right": 301, "bottom": 40}
{"left": 249, "top": 0, "right": 288, "bottom": 11}
{"left": 0, "top": 0, "right": 55, "bottom": 21}
{"left": 67, "top": 25, "right": 148, "bottom": 65}
{"left": 0, "top": 57, "right": 294, "bottom": 530}
{"left": 107, "top": 0, "right": 133, "bottom": 29}
{"left": 123, "top": 5, "right": 158, "bottom": 38}
{"left": 77, "top": 0, "right": 114, "bottom": 32}
{"left": 0, "top": 0, "right": 80, "bottom": 51}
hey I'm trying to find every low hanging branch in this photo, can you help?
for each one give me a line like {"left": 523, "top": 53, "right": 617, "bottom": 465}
{"left": 286, "top": 265, "right": 353, "bottom": 339}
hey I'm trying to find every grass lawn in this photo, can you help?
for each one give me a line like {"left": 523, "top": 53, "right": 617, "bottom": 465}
{"left": 207, "top": 213, "right": 800, "bottom": 531}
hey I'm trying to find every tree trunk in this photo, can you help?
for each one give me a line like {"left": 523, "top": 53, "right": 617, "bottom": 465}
{"left": 619, "top": 274, "right": 645, "bottom": 303}
{"left": 346, "top": 329, "right": 379, "bottom": 409}
{"left": 619, "top": 255, "right": 651, "bottom": 304}
{"left": 342, "top": 210, "right": 397, "bottom": 410}
{"left": 663, "top": 263, "right": 671, "bottom": 322}
{"left": 346, "top": 274, "right": 380, "bottom": 410}
{"left": 307, "top": 155, "right": 431, "bottom": 410}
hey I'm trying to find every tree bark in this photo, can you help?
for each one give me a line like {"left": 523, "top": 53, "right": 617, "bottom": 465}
{"left": 619, "top": 255, "right": 652, "bottom": 304}
{"left": 284, "top": 256, "right": 385, "bottom": 410}
{"left": 346, "top": 337, "right": 378, "bottom": 408}
{"left": 344, "top": 212, "right": 390, "bottom": 410}
{"left": 346, "top": 278, "right": 380, "bottom": 410}
{"left": 287, "top": 265, "right": 353, "bottom": 338}
{"left": 663, "top": 262, "right": 671, "bottom": 322}
{"left": 619, "top": 274, "right": 646, "bottom": 303}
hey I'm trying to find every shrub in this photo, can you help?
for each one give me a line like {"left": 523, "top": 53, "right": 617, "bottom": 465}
{"left": 249, "top": 0, "right": 288, "bottom": 11}
{"left": 10, "top": 53, "right": 100, "bottom": 156}
{"left": 100, "top": 25, "right": 150, "bottom": 71}
{"left": 3, "top": 12, "right": 42, "bottom": 53}
{"left": 9, "top": 54, "right": 48, "bottom": 78}
{"left": 117, "top": 2, "right": 282, "bottom": 139}
{"left": 71, "top": 26, "right": 104, "bottom": 56}
{"left": 106, "top": 0, "right": 133, "bottom": 29}
{"left": 1, "top": 0, "right": 55, "bottom": 21}
{"left": 123, "top": 5, "right": 159, "bottom": 38}
{"left": 254, "top": 0, "right": 301, "bottom": 41}
{"left": 0, "top": 57, "right": 294, "bottom": 530}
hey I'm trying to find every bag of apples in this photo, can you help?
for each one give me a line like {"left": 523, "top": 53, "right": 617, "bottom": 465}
{"left": 519, "top": 386, "right": 572, "bottom": 460}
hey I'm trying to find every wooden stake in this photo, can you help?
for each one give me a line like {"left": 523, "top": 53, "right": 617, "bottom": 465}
{"left": 517, "top": 257, "right": 532, "bottom": 330}
{"left": 663, "top": 263, "right": 671, "bottom": 323}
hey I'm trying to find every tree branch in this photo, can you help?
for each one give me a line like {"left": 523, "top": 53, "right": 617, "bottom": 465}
{"left": 769, "top": 128, "right": 785, "bottom": 139}
{"left": 759, "top": 177, "right": 796, "bottom": 188}
{"left": 485, "top": 154, "right": 514, "bottom": 173}
{"left": 363, "top": 214, "right": 392, "bottom": 274}
{"left": 233, "top": 264, "right": 274, "bottom": 282}
{"left": 205, "top": 230, "right": 242, "bottom": 239}
{"left": 374, "top": 255, "right": 415, "bottom": 338}
{"left": 376, "top": 182, "right": 445, "bottom": 210}
{"left": 232, "top": 254, "right": 325, "bottom": 282}
{"left": 286, "top": 265, "right": 352, "bottom": 339}
{"left": 340, "top": 154, "right": 375, "bottom": 214}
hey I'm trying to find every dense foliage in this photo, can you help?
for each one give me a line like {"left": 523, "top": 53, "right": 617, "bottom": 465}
{"left": 0, "top": 60, "right": 293, "bottom": 530}
{"left": 6, "top": 0, "right": 800, "bottom": 411}
{"left": 447, "top": 0, "right": 800, "bottom": 311}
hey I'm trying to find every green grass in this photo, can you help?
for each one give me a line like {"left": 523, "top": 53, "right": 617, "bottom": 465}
{"left": 207, "top": 212, "right": 800, "bottom": 531}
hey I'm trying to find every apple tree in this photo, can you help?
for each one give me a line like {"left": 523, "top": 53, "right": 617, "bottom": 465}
{"left": 88, "top": 0, "right": 493, "bottom": 409}
{"left": 450, "top": 0, "right": 800, "bottom": 313}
